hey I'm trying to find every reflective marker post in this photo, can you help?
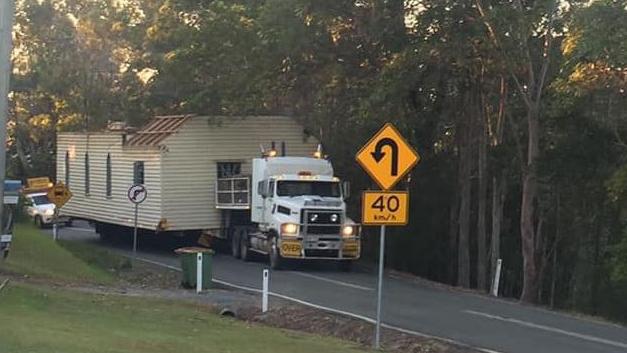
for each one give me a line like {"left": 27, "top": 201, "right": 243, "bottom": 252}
{"left": 374, "top": 225, "right": 386, "bottom": 349}
{"left": 196, "top": 252, "right": 203, "bottom": 294}
{"left": 492, "top": 259, "right": 503, "bottom": 297}
{"left": 262, "top": 269, "right": 269, "bottom": 312}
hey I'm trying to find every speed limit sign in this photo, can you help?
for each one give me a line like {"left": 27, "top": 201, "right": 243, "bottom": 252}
{"left": 361, "top": 191, "right": 408, "bottom": 225}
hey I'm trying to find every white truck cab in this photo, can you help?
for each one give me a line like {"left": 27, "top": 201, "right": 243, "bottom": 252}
{"left": 228, "top": 156, "right": 360, "bottom": 270}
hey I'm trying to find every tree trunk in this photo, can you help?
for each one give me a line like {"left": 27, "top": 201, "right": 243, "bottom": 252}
{"left": 448, "top": 191, "right": 459, "bottom": 284}
{"left": 520, "top": 107, "right": 540, "bottom": 303}
{"left": 477, "top": 107, "right": 488, "bottom": 291}
{"left": 490, "top": 175, "right": 505, "bottom": 289}
{"left": 458, "top": 128, "right": 471, "bottom": 288}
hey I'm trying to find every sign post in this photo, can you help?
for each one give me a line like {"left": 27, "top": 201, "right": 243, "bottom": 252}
{"left": 127, "top": 184, "right": 147, "bottom": 262}
{"left": 47, "top": 182, "right": 73, "bottom": 241}
{"left": 356, "top": 123, "right": 420, "bottom": 349}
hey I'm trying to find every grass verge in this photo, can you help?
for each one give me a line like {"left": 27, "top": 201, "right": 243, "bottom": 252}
{"left": 0, "top": 282, "right": 368, "bottom": 353}
{"left": 1, "top": 223, "right": 116, "bottom": 284}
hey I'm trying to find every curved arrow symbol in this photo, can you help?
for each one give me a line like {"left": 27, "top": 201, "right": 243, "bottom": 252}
{"left": 371, "top": 137, "right": 399, "bottom": 176}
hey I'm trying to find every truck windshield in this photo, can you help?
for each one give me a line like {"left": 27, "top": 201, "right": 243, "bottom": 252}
{"left": 276, "top": 181, "right": 341, "bottom": 198}
{"left": 31, "top": 195, "right": 51, "bottom": 205}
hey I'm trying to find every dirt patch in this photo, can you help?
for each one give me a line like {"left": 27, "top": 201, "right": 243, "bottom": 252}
{"left": 239, "top": 305, "right": 479, "bottom": 353}
{"left": 116, "top": 260, "right": 181, "bottom": 289}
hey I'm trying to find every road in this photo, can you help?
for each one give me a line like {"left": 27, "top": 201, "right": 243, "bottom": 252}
{"left": 51, "top": 223, "right": 627, "bottom": 353}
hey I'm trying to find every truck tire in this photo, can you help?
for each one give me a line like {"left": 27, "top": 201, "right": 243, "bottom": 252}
{"left": 231, "top": 230, "right": 241, "bottom": 259}
{"left": 240, "top": 232, "right": 251, "bottom": 262}
{"left": 269, "top": 236, "right": 283, "bottom": 270}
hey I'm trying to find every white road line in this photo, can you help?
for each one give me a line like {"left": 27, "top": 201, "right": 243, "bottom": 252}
{"left": 290, "top": 271, "right": 374, "bottom": 291}
{"left": 133, "top": 256, "right": 502, "bottom": 353}
{"left": 464, "top": 310, "right": 627, "bottom": 350}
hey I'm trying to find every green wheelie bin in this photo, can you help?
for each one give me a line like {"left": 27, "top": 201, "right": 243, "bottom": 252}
{"left": 175, "top": 247, "right": 214, "bottom": 289}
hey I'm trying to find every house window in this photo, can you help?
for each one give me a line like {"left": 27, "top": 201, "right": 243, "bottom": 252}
{"left": 84, "top": 153, "right": 90, "bottom": 195}
{"left": 106, "top": 153, "right": 112, "bottom": 197}
{"left": 65, "top": 151, "right": 70, "bottom": 187}
{"left": 217, "top": 162, "right": 241, "bottom": 178}
{"left": 133, "top": 161, "right": 144, "bottom": 185}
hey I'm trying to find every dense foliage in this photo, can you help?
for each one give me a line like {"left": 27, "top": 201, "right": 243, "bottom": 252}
{"left": 8, "top": 0, "right": 627, "bottom": 320}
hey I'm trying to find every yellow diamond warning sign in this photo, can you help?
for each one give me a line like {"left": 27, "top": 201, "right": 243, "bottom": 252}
{"left": 47, "top": 182, "right": 73, "bottom": 208}
{"left": 356, "top": 123, "right": 420, "bottom": 191}
{"left": 362, "top": 191, "right": 408, "bottom": 226}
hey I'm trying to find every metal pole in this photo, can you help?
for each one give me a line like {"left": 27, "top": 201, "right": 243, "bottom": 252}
{"left": 262, "top": 269, "right": 269, "bottom": 312}
{"left": 132, "top": 203, "right": 138, "bottom": 260}
{"left": 0, "top": 0, "right": 16, "bottom": 234}
{"left": 374, "top": 225, "right": 386, "bottom": 349}
{"left": 52, "top": 217, "right": 58, "bottom": 241}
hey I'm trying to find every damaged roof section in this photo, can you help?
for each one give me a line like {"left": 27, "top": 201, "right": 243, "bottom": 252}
{"left": 126, "top": 115, "right": 192, "bottom": 147}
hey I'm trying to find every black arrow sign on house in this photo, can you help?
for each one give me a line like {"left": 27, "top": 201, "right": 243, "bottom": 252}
{"left": 371, "top": 137, "right": 399, "bottom": 176}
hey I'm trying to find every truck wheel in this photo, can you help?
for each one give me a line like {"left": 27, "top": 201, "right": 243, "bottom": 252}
{"left": 240, "top": 233, "right": 251, "bottom": 262}
{"left": 231, "top": 230, "right": 241, "bottom": 259}
{"left": 34, "top": 216, "right": 44, "bottom": 229}
{"left": 269, "top": 237, "right": 283, "bottom": 270}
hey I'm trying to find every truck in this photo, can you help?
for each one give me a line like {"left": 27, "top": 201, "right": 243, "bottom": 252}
{"left": 227, "top": 154, "right": 359, "bottom": 269}
{"left": 56, "top": 115, "right": 360, "bottom": 269}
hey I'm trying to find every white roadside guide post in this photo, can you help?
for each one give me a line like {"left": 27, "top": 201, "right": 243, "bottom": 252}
{"left": 492, "top": 258, "right": 503, "bottom": 297}
{"left": 127, "top": 184, "right": 147, "bottom": 263}
{"left": 196, "top": 252, "right": 203, "bottom": 294}
{"left": 262, "top": 269, "right": 269, "bottom": 312}
{"left": 356, "top": 123, "right": 420, "bottom": 349}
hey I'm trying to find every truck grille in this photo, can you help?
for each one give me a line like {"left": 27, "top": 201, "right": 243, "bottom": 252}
{"left": 301, "top": 209, "right": 342, "bottom": 235}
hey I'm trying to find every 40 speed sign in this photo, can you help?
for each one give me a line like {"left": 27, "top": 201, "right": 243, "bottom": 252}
{"left": 361, "top": 191, "right": 408, "bottom": 226}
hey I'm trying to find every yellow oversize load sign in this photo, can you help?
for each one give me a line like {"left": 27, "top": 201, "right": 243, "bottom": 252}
{"left": 356, "top": 123, "right": 420, "bottom": 191}
{"left": 47, "top": 182, "right": 73, "bottom": 208}
{"left": 362, "top": 191, "right": 409, "bottom": 226}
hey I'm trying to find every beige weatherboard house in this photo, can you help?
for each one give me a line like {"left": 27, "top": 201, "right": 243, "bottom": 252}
{"left": 56, "top": 115, "right": 319, "bottom": 237}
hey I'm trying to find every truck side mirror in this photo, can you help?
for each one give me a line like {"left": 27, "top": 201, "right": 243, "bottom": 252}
{"left": 341, "top": 181, "right": 351, "bottom": 200}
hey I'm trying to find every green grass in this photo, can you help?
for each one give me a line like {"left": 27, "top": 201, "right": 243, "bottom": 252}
{"left": 2, "top": 223, "right": 115, "bottom": 284}
{"left": 0, "top": 283, "right": 368, "bottom": 353}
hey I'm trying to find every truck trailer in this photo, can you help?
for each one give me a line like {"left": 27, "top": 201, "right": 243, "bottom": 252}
{"left": 56, "top": 115, "right": 360, "bottom": 269}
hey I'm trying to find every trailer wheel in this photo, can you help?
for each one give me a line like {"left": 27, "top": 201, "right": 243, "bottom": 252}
{"left": 269, "top": 236, "right": 283, "bottom": 270}
{"left": 240, "top": 232, "right": 251, "bottom": 262}
{"left": 231, "top": 229, "right": 241, "bottom": 259}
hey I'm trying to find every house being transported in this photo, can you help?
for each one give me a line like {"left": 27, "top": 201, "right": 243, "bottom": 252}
{"left": 56, "top": 115, "right": 319, "bottom": 238}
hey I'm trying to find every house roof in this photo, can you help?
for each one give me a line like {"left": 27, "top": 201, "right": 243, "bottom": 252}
{"left": 126, "top": 115, "right": 192, "bottom": 147}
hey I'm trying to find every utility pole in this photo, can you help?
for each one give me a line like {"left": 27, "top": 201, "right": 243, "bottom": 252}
{"left": 0, "top": 0, "right": 16, "bottom": 233}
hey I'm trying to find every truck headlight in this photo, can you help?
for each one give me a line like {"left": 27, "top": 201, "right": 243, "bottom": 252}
{"left": 281, "top": 223, "right": 299, "bottom": 236}
{"left": 44, "top": 209, "right": 55, "bottom": 216}
{"left": 342, "top": 225, "right": 355, "bottom": 237}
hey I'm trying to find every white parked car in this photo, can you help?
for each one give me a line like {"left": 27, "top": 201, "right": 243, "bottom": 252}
{"left": 24, "top": 192, "right": 56, "bottom": 228}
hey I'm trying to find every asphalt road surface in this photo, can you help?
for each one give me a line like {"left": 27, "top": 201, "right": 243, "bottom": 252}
{"left": 50, "top": 223, "right": 627, "bottom": 353}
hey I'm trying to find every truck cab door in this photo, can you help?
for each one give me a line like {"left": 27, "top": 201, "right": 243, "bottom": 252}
{"left": 263, "top": 179, "right": 275, "bottom": 226}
